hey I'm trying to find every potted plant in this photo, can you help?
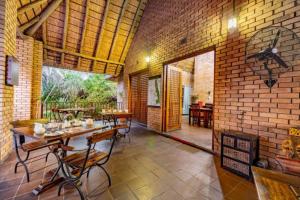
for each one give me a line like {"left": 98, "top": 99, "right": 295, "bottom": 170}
{"left": 276, "top": 127, "right": 300, "bottom": 176}
{"left": 191, "top": 94, "right": 199, "bottom": 104}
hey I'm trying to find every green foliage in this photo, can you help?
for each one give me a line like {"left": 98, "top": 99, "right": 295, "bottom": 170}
{"left": 42, "top": 67, "right": 117, "bottom": 104}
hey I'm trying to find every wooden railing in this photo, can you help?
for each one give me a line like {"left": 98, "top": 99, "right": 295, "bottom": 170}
{"left": 42, "top": 101, "right": 124, "bottom": 120}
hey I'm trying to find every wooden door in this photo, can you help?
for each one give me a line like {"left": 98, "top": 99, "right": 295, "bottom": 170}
{"left": 165, "top": 65, "right": 182, "bottom": 132}
{"left": 129, "top": 71, "right": 148, "bottom": 124}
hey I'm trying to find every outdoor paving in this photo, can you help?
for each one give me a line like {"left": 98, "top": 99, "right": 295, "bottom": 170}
{"left": 0, "top": 125, "right": 258, "bottom": 200}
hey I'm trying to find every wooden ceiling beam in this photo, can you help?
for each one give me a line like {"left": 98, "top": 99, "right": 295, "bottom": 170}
{"left": 77, "top": 0, "right": 91, "bottom": 69}
{"left": 116, "top": 0, "right": 145, "bottom": 75}
{"left": 104, "top": 0, "right": 129, "bottom": 73}
{"left": 17, "top": 0, "right": 48, "bottom": 16}
{"left": 61, "top": 0, "right": 70, "bottom": 65}
{"left": 42, "top": 22, "right": 48, "bottom": 60}
{"left": 92, "top": 0, "right": 111, "bottom": 71}
{"left": 19, "top": 16, "right": 40, "bottom": 32}
{"left": 44, "top": 45, "right": 125, "bottom": 65}
{"left": 25, "top": 0, "right": 64, "bottom": 36}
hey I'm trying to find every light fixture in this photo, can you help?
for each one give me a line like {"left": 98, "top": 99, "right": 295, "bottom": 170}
{"left": 228, "top": 0, "right": 237, "bottom": 31}
{"left": 228, "top": 17, "right": 237, "bottom": 29}
{"left": 145, "top": 56, "right": 150, "bottom": 63}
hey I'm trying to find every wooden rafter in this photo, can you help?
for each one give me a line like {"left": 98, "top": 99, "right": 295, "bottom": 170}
{"left": 18, "top": 0, "right": 48, "bottom": 16}
{"left": 25, "top": 0, "right": 64, "bottom": 36}
{"left": 115, "top": 0, "right": 145, "bottom": 75}
{"left": 61, "top": 0, "right": 70, "bottom": 65}
{"left": 77, "top": 0, "right": 91, "bottom": 68}
{"left": 104, "top": 0, "right": 129, "bottom": 73}
{"left": 92, "top": 0, "right": 111, "bottom": 70}
{"left": 44, "top": 45, "right": 125, "bottom": 66}
{"left": 19, "top": 16, "right": 40, "bottom": 32}
{"left": 42, "top": 22, "right": 48, "bottom": 59}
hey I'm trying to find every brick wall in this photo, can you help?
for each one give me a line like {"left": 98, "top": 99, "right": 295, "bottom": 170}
{"left": 0, "top": 0, "right": 17, "bottom": 161}
{"left": 14, "top": 38, "right": 34, "bottom": 120}
{"left": 124, "top": 0, "right": 300, "bottom": 166}
{"left": 31, "top": 40, "right": 43, "bottom": 119}
{"left": 194, "top": 51, "right": 214, "bottom": 104}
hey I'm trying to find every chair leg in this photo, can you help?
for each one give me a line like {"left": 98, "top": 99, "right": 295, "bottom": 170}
{"left": 58, "top": 180, "right": 71, "bottom": 196}
{"left": 97, "top": 164, "right": 111, "bottom": 186}
{"left": 70, "top": 181, "right": 85, "bottom": 200}
{"left": 14, "top": 161, "right": 20, "bottom": 173}
{"left": 23, "top": 162, "right": 30, "bottom": 182}
{"left": 86, "top": 167, "right": 92, "bottom": 178}
{"left": 45, "top": 152, "right": 51, "bottom": 162}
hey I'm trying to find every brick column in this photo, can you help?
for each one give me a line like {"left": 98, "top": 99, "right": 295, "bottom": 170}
{"left": 31, "top": 40, "right": 43, "bottom": 119}
{"left": 0, "top": 0, "right": 17, "bottom": 161}
{"left": 14, "top": 38, "right": 34, "bottom": 120}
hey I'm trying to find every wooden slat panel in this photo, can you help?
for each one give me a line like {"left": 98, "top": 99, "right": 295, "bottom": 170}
{"left": 166, "top": 65, "right": 182, "bottom": 132}
{"left": 130, "top": 70, "right": 148, "bottom": 124}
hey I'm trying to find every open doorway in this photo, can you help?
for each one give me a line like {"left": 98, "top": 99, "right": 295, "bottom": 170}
{"left": 162, "top": 50, "right": 215, "bottom": 151}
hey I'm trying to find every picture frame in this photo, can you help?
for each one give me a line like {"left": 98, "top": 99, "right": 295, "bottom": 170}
{"left": 147, "top": 75, "right": 161, "bottom": 107}
{"left": 5, "top": 56, "right": 20, "bottom": 86}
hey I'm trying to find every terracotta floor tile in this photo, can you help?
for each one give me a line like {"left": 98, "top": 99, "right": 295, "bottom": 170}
{"left": 0, "top": 124, "right": 258, "bottom": 200}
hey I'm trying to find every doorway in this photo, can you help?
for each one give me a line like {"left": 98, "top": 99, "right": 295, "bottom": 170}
{"left": 129, "top": 70, "right": 149, "bottom": 125}
{"left": 162, "top": 50, "right": 215, "bottom": 151}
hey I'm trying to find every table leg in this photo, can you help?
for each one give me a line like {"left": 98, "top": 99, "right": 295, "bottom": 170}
{"left": 189, "top": 109, "right": 191, "bottom": 125}
{"left": 32, "top": 167, "right": 64, "bottom": 195}
{"left": 204, "top": 111, "right": 209, "bottom": 128}
{"left": 32, "top": 140, "right": 67, "bottom": 195}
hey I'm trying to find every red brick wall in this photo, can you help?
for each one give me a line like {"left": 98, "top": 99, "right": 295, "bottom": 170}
{"left": 0, "top": 0, "right": 17, "bottom": 161}
{"left": 14, "top": 38, "right": 34, "bottom": 120}
{"left": 124, "top": 0, "right": 300, "bottom": 166}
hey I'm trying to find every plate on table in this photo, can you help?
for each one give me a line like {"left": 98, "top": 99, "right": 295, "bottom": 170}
{"left": 44, "top": 131, "right": 64, "bottom": 137}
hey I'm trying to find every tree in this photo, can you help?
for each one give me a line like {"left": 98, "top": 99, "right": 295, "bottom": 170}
{"left": 42, "top": 67, "right": 117, "bottom": 105}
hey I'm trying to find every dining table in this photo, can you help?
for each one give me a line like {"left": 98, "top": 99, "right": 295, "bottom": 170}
{"left": 56, "top": 107, "right": 95, "bottom": 120}
{"left": 252, "top": 166, "right": 300, "bottom": 200}
{"left": 11, "top": 123, "right": 108, "bottom": 195}
{"left": 101, "top": 112, "right": 133, "bottom": 126}
{"left": 188, "top": 107, "right": 213, "bottom": 128}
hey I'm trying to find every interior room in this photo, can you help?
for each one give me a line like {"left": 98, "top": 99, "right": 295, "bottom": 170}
{"left": 163, "top": 51, "right": 215, "bottom": 151}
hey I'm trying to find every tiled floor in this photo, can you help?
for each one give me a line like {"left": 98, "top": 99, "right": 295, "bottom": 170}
{"left": 0, "top": 125, "right": 258, "bottom": 200}
{"left": 164, "top": 116, "right": 213, "bottom": 150}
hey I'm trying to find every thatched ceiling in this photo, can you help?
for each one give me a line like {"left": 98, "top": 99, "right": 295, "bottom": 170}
{"left": 17, "top": 0, "right": 147, "bottom": 76}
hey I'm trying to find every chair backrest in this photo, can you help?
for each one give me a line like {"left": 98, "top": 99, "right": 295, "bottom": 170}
{"left": 205, "top": 103, "right": 213, "bottom": 109}
{"left": 10, "top": 118, "right": 49, "bottom": 128}
{"left": 86, "top": 128, "right": 117, "bottom": 145}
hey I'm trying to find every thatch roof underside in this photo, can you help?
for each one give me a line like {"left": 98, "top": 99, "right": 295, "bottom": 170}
{"left": 17, "top": 0, "right": 147, "bottom": 76}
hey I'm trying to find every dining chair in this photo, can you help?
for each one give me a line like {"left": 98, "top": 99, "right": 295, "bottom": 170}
{"left": 113, "top": 113, "right": 132, "bottom": 142}
{"left": 10, "top": 119, "right": 61, "bottom": 182}
{"left": 57, "top": 128, "right": 118, "bottom": 200}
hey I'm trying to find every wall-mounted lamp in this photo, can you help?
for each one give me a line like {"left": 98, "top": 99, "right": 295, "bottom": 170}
{"left": 228, "top": 0, "right": 237, "bottom": 31}
{"left": 228, "top": 17, "right": 237, "bottom": 30}
{"left": 145, "top": 56, "right": 151, "bottom": 63}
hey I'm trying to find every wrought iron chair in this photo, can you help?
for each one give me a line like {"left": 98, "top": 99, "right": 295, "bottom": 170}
{"left": 10, "top": 119, "right": 61, "bottom": 182}
{"left": 57, "top": 128, "right": 118, "bottom": 199}
{"left": 112, "top": 113, "right": 132, "bottom": 142}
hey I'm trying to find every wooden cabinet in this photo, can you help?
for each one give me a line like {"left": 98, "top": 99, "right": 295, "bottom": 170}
{"left": 221, "top": 131, "right": 259, "bottom": 179}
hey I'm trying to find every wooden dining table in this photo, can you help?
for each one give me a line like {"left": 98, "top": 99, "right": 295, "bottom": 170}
{"left": 252, "top": 166, "right": 300, "bottom": 200}
{"left": 188, "top": 107, "right": 213, "bottom": 128}
{"left": 56, "top": 107, "right": 95, "bottom": 120}
{"left": 11, "top": 123, "right": 107, "bottom": 195}
{"left": 101, "top": 112, "right": 133, "bottom": 126}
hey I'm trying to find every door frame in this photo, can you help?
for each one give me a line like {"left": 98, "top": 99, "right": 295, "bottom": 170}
{"left": 161, "top": 46, "right": 216, "bottom": 151}
{"left": 128, "top": 68, "right": 149, "bottom": 125}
